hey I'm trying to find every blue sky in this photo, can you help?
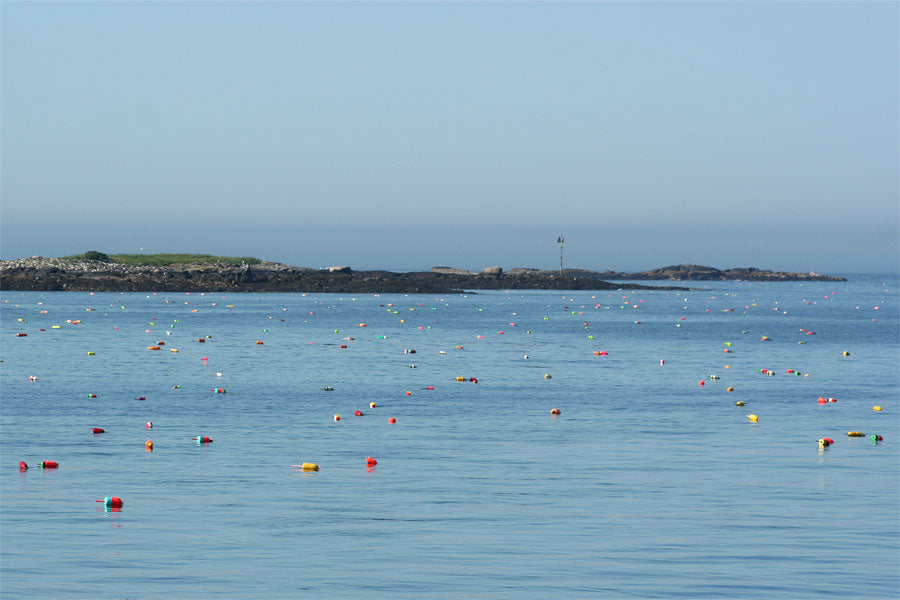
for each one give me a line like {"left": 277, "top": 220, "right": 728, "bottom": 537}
{"left": 2, "top": 1, "right": 897, "bottom": 273}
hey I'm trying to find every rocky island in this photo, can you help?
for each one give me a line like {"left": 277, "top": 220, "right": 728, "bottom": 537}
{"left": 0, "top": 254, "right": 844, "bottom": 294}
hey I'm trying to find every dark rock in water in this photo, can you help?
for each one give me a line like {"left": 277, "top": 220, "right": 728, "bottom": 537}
{"left": 0, "top": 258, "right": 687, "bottom": 293}
{"left": 0, "top": 258, "right": 843, "bottom": 293}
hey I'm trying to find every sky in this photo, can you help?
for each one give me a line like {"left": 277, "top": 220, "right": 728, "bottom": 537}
{"left": 2, "top": 1, "right": 897, "bottom": 274}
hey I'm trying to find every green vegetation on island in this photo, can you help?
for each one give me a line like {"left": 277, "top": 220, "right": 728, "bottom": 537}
{"left": 62, "top": 251, "right": 262, "bottom": 267}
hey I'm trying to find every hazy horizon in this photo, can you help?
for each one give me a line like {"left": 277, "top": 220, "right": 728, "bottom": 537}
{"left": 2, "top": 2, "right": 897, "bottom": 274}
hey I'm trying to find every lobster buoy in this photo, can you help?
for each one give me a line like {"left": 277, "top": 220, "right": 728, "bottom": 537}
{"left": 96, "top": 496, "right": 123, "bottom": 508}
{"left": 872, "top": 434, "right": 883, "bottom": 441}
{"left": 847, "top": 431, "right": 865, "bottom": 437}
{"left": 88, "top": 394, "right": 97, "bottom": 398}
{"left": 369, "top": 402, "right": 376, "bottom": 408}
{"left": 354, "top": 410, "right": 364, "bottom": 416}
{"left": 388, "top": 417, "right": 396, "bottom": 424}
{"left": 19, "top": 461, "right": 28, "bottom": 471}
{"left": 747, "top": 414, "right": 759, "bottom": 422}
{"left": 294, "top": 463, "right": 319, "bottom": 471}
{"left": 40, "top": 461, "right": 59, "bottom": 469}
{"left": 366, "top": 457, "right": 378, "bottom": 466}
{"left": 550, "top": 408, "right": 561, "bottom": 415}
{"left": 193, "top": 436, "right": 213, "bottom": 444}
{"left": 92, "top": 427, "right": 105, "bottom": 434}
{"left": 334, "top": 415, "right": 341, "bottom": 422}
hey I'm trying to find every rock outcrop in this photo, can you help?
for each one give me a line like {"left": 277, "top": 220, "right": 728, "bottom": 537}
{"left": 0, "top": 257, "right": 684, "bottom": 293}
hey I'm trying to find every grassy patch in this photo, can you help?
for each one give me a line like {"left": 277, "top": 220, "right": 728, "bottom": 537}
{"left": 62, "top": 252, "right": 262, "bottom": 266}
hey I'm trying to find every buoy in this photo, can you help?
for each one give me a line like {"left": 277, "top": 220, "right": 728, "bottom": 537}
{"left": 544, "top": 374, "right": 552, "bottom": 379}
{"left": 405, "top": 390, "right": 412, "bottom": 396}
{"left": 426, "top": 386, "right": 434, "bottom": 390}
{"left": 88, "top": 393, "right": 97, "bottom": 398}
{"left": 550, "top": 408, "right": 561, "bottom": 415}
{"left": 92, "top": 427, "right": 105, "bottom": 434}
{"left": 198, "top": 338, "right": 205, "bottom": 343}
{"left": 146, "top": 421, "right": 153, "bottom": 428}
{"left": 726, "top": 387, "right": 734, "bottom": 392}
{"left": 256, "top": 340, "right": 264, "bottom": 345}
{"left": 388, "top": 417, "right": 396, "bottom": 424}
{"left": 146, "top": 440, "right": 153, "bottom": 450}
{"left": 818, "top": 438, "right": 831, "bottom": 447}
{"left": 709, "top": 375, "right": 720, "bottom": 380}
{"left": 334, "top": 414, "right": 341, "bottom": 422}
{"left": 456, "top": 376, "right": 465, "bottom": 382}
{"left": 660, "top": 359, "right": 665, "bottom": 365}
{"left": 817, "top": 397, "right": 827, "bottom": 404}
{"left": 847, "top": 431, "right": 865, "bottom": 437}
{"left": 842, "top": 351, "right": 849, "bottom": 356}
{"left": 873, "top": 406, "right": 883, "bottom": 411}
{"left": 135, "top": 396, "right": 146, "bottom": 401}
{"left": 366, "top": 457, "right": 378, "bottom": 466}
{"left": 39, "top": 461, "right": 59, "bottom": 469}
{"left": 215, "top": 388, "right": 226, "bottom": 394}
{"left": 323, "top": 386, "right": 334, "bottom": 391}
{"left": 87, "top": 351, "right": 95, "bottom": 355}
{"left": 735, "top": 401, "right": 745, "bottom": 406}
{"left": 354, "top": 410, "right": 364, "bottom": 416}
{"left": 747, "top": 414, "right": 759, "bottom": 422}
{"left": 147, "top": 346, "right": 161, "bottom": 351}
{"left": 193, "top": 436, "right": 213, "bottom": 444}
{"left": 96, "top": 496, "right": 124, "bottom": 508}
{"left": 19, "top": 461, "right": 28, "bottom": 471}
{"left": 369, "top": 402, "right": 376, "bottom": 408}
{"left": 699, "top": 380, "right": 705, "bottom": 386}
{"left": 294, "top": 463, "right": 319, "bottom": 471}
{"left": 872, "top": 434, "right": 883, "bottom": 441}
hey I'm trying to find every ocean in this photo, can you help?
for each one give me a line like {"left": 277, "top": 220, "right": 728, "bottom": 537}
{"left": 1, "top": 276, "right": 897, "bottom": 599}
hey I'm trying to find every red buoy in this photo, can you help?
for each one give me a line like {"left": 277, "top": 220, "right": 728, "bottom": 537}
{"left": 96, "top": 496, "right": 124, "bottom": 508}
{"left": 388, "top": 417, "right": 396, "bottom": 424}
{"left": 354, "top": 410, "right": 364, "bottom": 416}
{"left": 192, "top": 436, "right": 213, "bottom": 444}
{"left": 19, "top": 461, "right": 28, "bottom": 471}
{"left": 40, "top": 461, "right": 59, "bottom": 469}
{"left": 92, "top": 427, "right": 105, "bottom": 434}
{"left": 366, "top": 456, "right": 378, "bottom": 466}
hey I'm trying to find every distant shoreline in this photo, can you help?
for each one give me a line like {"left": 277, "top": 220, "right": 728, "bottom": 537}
{"left": 0, "top": 256, "right": 845, "bottom": 294}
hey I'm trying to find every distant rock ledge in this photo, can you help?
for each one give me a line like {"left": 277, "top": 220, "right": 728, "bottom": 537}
{"left": 502, "top": 264, "right": 846, "bottom": 282}
{"left": 1, "top": 258, "right": 690, "bottom": 293}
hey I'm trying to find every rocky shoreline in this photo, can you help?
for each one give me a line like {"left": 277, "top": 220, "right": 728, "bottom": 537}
{"left": 0, "top": 258, "right": 843, "bottom": 294}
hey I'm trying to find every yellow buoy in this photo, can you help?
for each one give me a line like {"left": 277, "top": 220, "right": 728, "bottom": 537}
{"left": 873, "top": 406, "right": 883, "bottom": 411}
{"left": 544, "top": 374, "right": 552, "bottom": 379}
{"left": 300, "top": 463, "right": 319, "bottom": 471}
{"left": 847, "top": 431, "right": 865, "bottom": 437}
{"left": 842, "top": 351, "right": 850, "bottom": 357}
{"left": 87, "top": 351, "right": 95, "bottom": 355}
{"left": 747, "top": 414, "right": 759, "bottom": 422}
{"left": 735, "top": 401, "right": 745, "bottom": 406}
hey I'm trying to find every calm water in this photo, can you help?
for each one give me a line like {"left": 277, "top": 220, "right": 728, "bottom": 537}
{"left": 2, "top": 276, "right": 898, "bottom": 599}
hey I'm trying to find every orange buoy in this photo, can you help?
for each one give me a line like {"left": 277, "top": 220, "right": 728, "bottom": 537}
{"left": 550, "top": 408, "right": 561, "bottom": 415}
{"left": 366, "top": 457, "right": 378, "bottom": 466}
{"left": 388, "top": 417, "right": 396, "bottom": 424}
{"left": 145, "top": 440, "right": 153, "bottom": 451}
{"left": 256, "top": 340, "right": 264, "bottom": 345}
{"left": 726, "top": 387, "right": 734, "bottom": 392}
